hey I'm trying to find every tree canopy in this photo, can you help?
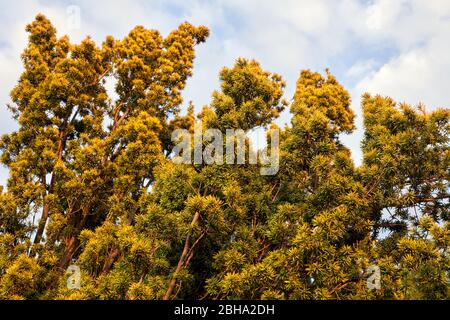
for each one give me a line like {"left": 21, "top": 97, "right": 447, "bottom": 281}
{"left": 0, "top": 15, "right": 448, "bottom": 300}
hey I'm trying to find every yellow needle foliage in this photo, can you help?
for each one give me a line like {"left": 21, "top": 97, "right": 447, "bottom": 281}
{"left": 0, "top": 15, "right": 448, "bottom": 300}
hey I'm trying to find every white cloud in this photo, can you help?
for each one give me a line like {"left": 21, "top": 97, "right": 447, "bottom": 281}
{"left": 346, "top": 59, "right": 377, "bottom": 78}
{"left": 356, "top": 19, "right": 450, "bottom": 109}
{"left": 365, "top": 0, "right": 408, "bottom": 32}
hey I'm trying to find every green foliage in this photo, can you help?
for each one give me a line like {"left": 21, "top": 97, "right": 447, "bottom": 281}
{"left": 202, "top": 58, "right": 287, "bottom": 131}
{"left": 0, "top": 15, "right": 448, "bottom": 300}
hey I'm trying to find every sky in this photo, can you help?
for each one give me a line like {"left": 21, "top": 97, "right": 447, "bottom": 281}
{"left": 0, "top": 0, "right": 449, "bottom": 186}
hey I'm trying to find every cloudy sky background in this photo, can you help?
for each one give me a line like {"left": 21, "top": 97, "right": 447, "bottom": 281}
{"left": 1, "top": 0, "right": 449, "bottom": 186}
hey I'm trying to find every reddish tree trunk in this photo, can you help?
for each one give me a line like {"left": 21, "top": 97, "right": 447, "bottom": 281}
{"left": 164, "top": 211, "right": 201, "bottom": 300}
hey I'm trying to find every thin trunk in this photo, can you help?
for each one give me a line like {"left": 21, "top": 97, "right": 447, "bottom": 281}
{"left": 32, "top": 130, "right": 66, "bottom": 252}
{"left": 101, "top": 106, "right": 130, "bottom": 166}
{"left": 99, "top": 196, "right": 139, "bottom": 274}
{"left": 101, "top": 247, "right": 121, "bottom": 275}
{"left": 32, "top": 203, "right": 50, "bottom": 249}
{"left": 58, "top": 208, "right": 88, "bottom": 269}
{"left": 163, "top": 211, "right": 201, "bottom": 300}
{"left": 58, "top": 235, "right": 77, "bottom": 269}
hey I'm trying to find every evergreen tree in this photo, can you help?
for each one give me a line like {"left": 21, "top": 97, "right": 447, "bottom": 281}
{"left": 206, "top": 70, "right": 375, "bottom": 299}
{"left": 0, "top": 14, "right": 209, "bottom": 299}
{"left": 360, "top": 94, "right": 449, "bottom": 299}
{"left": 0, "top": 15, "right": 448, "bottom": 300}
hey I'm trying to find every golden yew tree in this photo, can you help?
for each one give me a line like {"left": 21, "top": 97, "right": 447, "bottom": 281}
{"left": 360, "top": 94, "right": 449, "bottom": 299}
{"left": 58, "top": 58, "right": 288, "bottom": 300}
{"left": 0, "top": 14, "right": 208, "bottom": 299}
{"left": 204, "top": 70, "right": 448, "bottom": 299}
{"left": 205, "top": 70, "right": 376, "bottom": 299}
{"left": 0, "top": 15, "right": 448, "bottom": 300}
